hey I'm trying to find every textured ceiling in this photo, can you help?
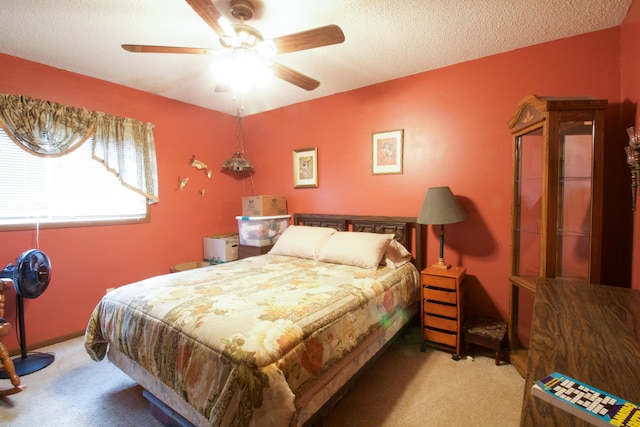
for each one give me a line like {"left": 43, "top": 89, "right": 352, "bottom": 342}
{"left": 0, "top": 0, "right": 633, "bottom": 116}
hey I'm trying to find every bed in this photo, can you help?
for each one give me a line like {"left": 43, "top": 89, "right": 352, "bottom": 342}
{"left": 84, "top": 214, "right": 424, "bottom": 426}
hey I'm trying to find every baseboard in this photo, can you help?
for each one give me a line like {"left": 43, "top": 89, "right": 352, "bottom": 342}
{"left": 5, "top": 330, "right": 85, "bottom": 356}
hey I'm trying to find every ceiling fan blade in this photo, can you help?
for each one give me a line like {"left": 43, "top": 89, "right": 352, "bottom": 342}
{"left": 184, "top": 0, "right": 225, "bottom": 37}
{"left": 270, "top": 25, "right": 345, "bottom": 55}
{"left": 122, "top": 44, "right": 214, "bottom": 54}
{"left": 270, "top": 62, "right": 320, "bottom": 91}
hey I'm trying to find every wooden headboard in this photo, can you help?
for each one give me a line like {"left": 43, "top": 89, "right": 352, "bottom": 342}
{"left": 292, "top": 213, "right": 425, "bottom": 271}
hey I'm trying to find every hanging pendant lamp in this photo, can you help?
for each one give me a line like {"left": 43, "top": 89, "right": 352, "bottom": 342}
{"left": 222, "top": 151, "right": 253, "bottom": 172}
{"left": 222, "top": 111, "right": 254, "bottom": 173}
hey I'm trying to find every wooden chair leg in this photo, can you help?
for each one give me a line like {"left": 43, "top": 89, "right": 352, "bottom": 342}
{"left": 0, "top": 341, "right": 26, "bottom": 395}
{"left": 0, "top": 278, "right": 26, "bottom": 396}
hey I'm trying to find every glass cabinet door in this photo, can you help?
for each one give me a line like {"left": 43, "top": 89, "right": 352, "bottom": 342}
{"left": 514, "top": 127, "right": 543, "bottom": 277}
{"left": 557, "top": 121, "right": 593, "bottom": 278}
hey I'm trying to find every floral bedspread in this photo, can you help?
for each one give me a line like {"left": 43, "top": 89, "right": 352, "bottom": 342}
{"left": 84, "top": 254, "right": 419, "bottom": 426}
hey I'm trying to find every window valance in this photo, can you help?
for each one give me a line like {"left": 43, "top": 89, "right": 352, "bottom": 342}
{"left": 0, "top": 94, "right": 159, "bottom": 203}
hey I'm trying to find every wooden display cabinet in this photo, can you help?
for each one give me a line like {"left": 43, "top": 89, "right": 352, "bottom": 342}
{"left": 420, "top": 266, "right": 466, "bottom": 360}
{"left": 507, "top": 95, "right": 607, "bottom": 377}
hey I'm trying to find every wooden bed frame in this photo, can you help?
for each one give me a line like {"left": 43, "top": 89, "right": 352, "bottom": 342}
{"left": 136, "top": 214, "right": 425, "bottom": 427}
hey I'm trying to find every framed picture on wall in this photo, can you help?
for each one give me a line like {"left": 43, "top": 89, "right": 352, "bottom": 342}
{"left": 293, "top": 147, "right": 318, "bottom": 188}
{"left": 372, "top": 129, "right": 403, "bottom": 175}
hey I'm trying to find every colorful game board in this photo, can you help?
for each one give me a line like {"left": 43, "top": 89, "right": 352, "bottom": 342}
{"left": 533, "top": 372, "right": 640, "bottom": 427}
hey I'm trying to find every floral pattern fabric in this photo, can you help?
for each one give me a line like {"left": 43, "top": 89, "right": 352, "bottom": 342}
{"left": 84, "top": 254, "right": 419, "bottom": 426}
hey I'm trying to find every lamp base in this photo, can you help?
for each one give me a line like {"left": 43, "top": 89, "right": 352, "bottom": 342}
{"left": 431, "top": 258, "right": 451, "bottom": 270}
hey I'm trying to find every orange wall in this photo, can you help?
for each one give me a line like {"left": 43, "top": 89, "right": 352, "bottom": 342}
{"left": 243, "top": 28, "right": 625, "bottom": 315}
{"left": 0, "top": 20, "right": 632, "bottom": 352}
{"left": 622, "top": 0, "right": 640, "bottom": 291}
{"left": 0, "top": 54, "right": 243, "bottom": 351}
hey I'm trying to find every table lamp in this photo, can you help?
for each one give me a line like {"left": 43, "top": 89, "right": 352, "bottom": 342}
{"left": 417, "top": 186, "right": 467, "bottom": 269}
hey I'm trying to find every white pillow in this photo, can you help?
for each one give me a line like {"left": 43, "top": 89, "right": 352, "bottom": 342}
{"left": 268, "top": 225, "right": 337, "bottom": 260}
{"left": 383, "top": 239, "right": 412, "bottom": 268}
{"left": 318, "top": 232, "right": 395, "bottom": 269}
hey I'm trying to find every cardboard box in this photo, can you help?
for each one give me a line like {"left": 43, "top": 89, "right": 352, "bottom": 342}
{"left": 236, "top": 215, "right": 291, "bottom": 247}
{"left": 242, "top": 195, "right": 287, "bottom": 216}
{"left": 203, "top": 233, "right": 239, "bottom": 264}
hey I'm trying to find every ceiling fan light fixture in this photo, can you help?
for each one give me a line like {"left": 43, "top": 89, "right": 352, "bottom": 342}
{"left": 219, "top": 23, "right": 263, "bottom": 49}
{"left": 218, "top": 16, "right": 237, "bottom": 39}
{"left": 211, "top": 50, "right": 272, "bottom": 92}
{"left": 256, "top": 40, "right": 276, "bottom": 57}
{"left": 122, "top": 0, "right": 345, "bottom": 93}
{"left": 236, "top": 27, "right": 259, "bottom": 47}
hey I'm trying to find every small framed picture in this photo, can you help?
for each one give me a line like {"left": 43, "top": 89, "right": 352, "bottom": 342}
{"left": 372, "top": 129, "right": 403, "bottom": 175}
{"left": 293, "top": 147, "right": 318, "bottom": 188}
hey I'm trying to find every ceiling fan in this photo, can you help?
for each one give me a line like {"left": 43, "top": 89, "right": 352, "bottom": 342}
{"left": 121, "top": 0, "right": 345, "bottom": 91}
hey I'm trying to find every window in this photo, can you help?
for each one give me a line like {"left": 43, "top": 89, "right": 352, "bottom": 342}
{"left": 0, "top": 93, "right": 158, "bottom": 229}
{"left": 0, "top": 129, "right": 148, "bottom": 229}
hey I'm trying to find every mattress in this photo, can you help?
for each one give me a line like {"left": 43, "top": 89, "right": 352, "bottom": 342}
{"left": 84, "top": 254, "right": 419, "bottom": 426}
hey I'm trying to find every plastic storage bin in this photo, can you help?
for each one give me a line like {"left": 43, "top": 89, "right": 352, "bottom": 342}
{"left": 236, "top": 215, "right": 291, "bottom": 247}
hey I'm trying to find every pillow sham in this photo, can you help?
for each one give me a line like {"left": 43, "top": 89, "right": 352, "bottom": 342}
{"left": 383, "top": 239, "right": 412, "bottom": 268}
{"left": 268, "top": 225, "right": 337, "bottom": 260}
{"left": 317, "top": 232, "right": 395, "bottom": 269}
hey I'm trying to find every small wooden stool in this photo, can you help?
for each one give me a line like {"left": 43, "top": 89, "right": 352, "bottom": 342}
{"left": 464, "top": 315, "right": 507, "bottom": 365}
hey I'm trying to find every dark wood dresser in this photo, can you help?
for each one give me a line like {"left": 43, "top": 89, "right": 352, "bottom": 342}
{"left": 237, "top": 244, "right": 273, "bottom": 259}
{"left": 520, "top": 278, "right": 640, "bottom": 426}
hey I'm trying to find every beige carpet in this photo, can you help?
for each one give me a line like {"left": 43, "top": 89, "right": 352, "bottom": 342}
{"left": 0, "top": 330, "right": 524, "bottom": 426}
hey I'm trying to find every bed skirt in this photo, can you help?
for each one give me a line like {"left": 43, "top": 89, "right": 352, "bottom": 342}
{"left": 106, "top": 301, "right": 418, "bottom": 427}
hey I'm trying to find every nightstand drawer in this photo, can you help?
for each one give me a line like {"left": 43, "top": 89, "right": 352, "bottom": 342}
{"left": 422, "top": 274, "right": 456, "bottom": 290}
{"left": 424, "top": 287, "right": 457, "bottom": 304}
{"left": 424, "top": 314, "right": 457, "bottom": 332}
{"left": 424, "top": 327, "right": 457, "bottom": 347}
{"left": 424, "top": 300, "right": 457, "bottom": 318}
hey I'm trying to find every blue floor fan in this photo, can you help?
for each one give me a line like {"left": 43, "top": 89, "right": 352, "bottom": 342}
{"left": 0, "top": 249, "right": 54, "bottom": 377}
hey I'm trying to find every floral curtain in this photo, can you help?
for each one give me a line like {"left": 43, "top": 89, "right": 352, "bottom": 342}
{"left": 0, "top": 94, "right": 159, "bottom": 203}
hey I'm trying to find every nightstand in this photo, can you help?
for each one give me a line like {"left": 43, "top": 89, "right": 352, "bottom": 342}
{"left": 420, "top": 266, "right": 466, "bottom": 360}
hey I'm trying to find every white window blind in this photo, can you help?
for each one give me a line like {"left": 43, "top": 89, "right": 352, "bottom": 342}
{"left": 0, "top": 129, "right": 148, "bottom": 228}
